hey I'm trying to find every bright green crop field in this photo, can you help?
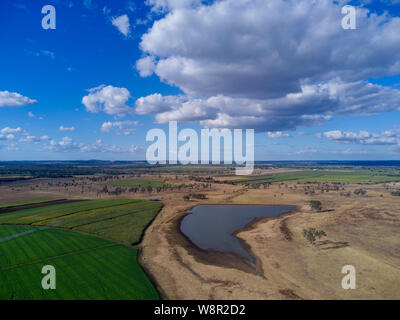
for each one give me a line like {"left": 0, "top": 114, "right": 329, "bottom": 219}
{"left": 0, "top": 198, "right": 163, "bottom": 244}
{"left": 0, "top": 225, "right": 160, "bottom": 300}
{"left": 0, "top": 198, "right": 62, "bottom": 209}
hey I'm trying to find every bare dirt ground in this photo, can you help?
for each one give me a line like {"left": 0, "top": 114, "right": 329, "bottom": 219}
{"left": 1, "top": 175, "right": 400, "bottom": 299}
{"left": 139, "top": 180, "right": 400, "bottom": 300}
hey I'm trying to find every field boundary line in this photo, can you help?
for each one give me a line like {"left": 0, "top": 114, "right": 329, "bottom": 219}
{"left": 0, "top": 199, "right": 82, "bottom": 215}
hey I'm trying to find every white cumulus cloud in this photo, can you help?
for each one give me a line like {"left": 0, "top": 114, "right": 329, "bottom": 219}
{"left": 135, "top": 0, "right": 400, "bottom": 131}
{"left": 1, "top": 127, "right": 24, "bottom": 134}
{"left": 100, "top": 120, "right": 139, "bottom": 135}
{"left": 267, "top": 131, "right": 290, "bottom": 138}
{"left": 136, "top": 56, "right": 156, "bottom": 77}
{"left": 324, "top": 129, "right": 400, "bottom": 145}
{"left": 112, "top": 14, "right": 130, "bottom": 36}
{"left": 82, "top": 85, "right": 134, "bottom": 117}
{"left": 139, "top": 0, "right": 400, "bottom": 98}
{"left": 59, "top": 126, "right": 76, "bottom": 132}
{"left": 45, "top": 136, "right": 140, "bottom": 153}
{"left": 134, "top": 80, "right": 400, "bottom": 131}
{"left": 0, "top": 91, "right": 37, "bottom": 108}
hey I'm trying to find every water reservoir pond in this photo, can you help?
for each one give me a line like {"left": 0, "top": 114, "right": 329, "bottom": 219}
{"left": 180, "top": 205, "right": 296, "bottom": 261}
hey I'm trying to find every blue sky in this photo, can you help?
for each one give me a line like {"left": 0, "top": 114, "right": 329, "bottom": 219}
{"left": 1, "top": 0, "right": 400, "bottom": 161}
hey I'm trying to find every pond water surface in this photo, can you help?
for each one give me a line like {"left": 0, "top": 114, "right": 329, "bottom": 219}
{"left": 180, "top": 205, "right": 296, "bottom": 261}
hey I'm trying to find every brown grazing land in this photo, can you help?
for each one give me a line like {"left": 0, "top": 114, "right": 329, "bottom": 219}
{"left": 138, "top": 179, "right": 400, "bottom": 300}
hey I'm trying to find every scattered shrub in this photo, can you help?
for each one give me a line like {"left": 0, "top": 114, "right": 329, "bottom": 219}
{"left": 309, "top": 200, "right": 322, "bottom": 211}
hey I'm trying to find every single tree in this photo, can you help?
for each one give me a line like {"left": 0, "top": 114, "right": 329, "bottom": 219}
{"left": 302, "top": 227, "right": 327, "bottom": 248}
{"left": 309, "top": 200, "right": 322, "bottom": 211}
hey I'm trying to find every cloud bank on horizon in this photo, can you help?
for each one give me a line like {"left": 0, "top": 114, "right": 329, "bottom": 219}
{"left": 1, "top": 0, "right": 400, "bottom": 160}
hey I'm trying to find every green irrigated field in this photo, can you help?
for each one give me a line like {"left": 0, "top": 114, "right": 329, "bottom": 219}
{"left": 235, "top": 169, "right": 400, "bottom": 184}
{"left": 0, "top": 198, "right": 62, "bottom": 209}
{"left": 0, "top": 225, "right": 159, "bottom": 300}
{"left": 0, "top": 198, "right": 163, "bottom": 244}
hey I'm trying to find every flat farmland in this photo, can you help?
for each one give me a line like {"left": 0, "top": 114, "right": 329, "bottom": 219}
{"left": 234, "top": 169, "right": 400, "bottom": 184}
{"left": 107, "top": 177, "right": 180, "bottom": 188}
{"left": 108, "top": 177, "right": 166, "bottom": 187}
{"left": 0, "top": 199, "right": 163, "bottom": 244}
{"left": 0, "top": 225, "right": 159, "bottom": 300}
{"left": 0, "top": 198, "right": 62, "bottom": 209}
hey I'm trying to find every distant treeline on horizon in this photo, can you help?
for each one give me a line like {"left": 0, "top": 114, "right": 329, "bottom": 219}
{"left": 1, "top": 160, "right": 400, "bottom": 166}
